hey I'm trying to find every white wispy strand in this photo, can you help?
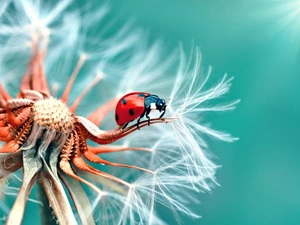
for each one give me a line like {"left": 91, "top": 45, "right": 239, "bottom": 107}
{"left": 101, "top": 45, "right": 239, "bottom": 223}
{"left": 0, "top": 0, "right": 239, "bottom": 224}
{"left": 0, "top": 174, "right": 42, "bottom": 217}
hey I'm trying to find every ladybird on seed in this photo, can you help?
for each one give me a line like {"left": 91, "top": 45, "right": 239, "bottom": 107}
{"left": 115, "top": 92, "right": 166, "bottom": 129}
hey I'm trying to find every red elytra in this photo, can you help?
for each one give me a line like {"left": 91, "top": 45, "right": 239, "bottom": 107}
{"left": 115, "top": 92, "right": 150, "bottom": 126}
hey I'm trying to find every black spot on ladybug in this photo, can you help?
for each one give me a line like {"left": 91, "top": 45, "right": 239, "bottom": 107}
{"left": 115, "top": 113, "right": 119, "bottom": 122}
{"left": 122, "top": 99, "right": 127, "bottom": 105}
{"left": 138, "top": 93, "right": 146, "bottom": 98}
{"left": 129, "top": 109, "right": 134, "bottom": 116}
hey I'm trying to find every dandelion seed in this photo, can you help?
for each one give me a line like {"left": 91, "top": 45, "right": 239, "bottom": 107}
{"left": 0, "top": 1, "right": 238, "bottom": 225}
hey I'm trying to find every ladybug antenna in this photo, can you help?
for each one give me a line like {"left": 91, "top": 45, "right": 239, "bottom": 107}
{"left": 163, "top": 97, "right": 171, "bottom": 112}
{"left": 166, "top": 97, "right": 171, "bottom": 106}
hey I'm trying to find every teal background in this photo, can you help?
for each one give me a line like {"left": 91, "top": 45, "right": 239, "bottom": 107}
{"left": 5, "top": 0, "right": 297, "bottom": 224}
{"left": 104, "top": 0, "right": 299, "bottom": 225}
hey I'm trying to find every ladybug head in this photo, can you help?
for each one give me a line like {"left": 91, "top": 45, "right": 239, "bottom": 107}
{"left": 156, "top": 98, "right": 166, "bottom": 112}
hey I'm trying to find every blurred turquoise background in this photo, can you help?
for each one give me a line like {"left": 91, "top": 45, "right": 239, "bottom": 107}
{"left": 103, "top": 0, "right": 299, "bottom": 225}
{"left": 6, "top": 0, "right": 296, "bottom": 224}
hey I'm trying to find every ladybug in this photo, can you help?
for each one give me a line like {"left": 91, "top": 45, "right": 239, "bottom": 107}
{"left": 115, "top": 92, "right": 167, "bottom": 129}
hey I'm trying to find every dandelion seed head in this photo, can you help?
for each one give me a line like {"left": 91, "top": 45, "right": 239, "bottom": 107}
{"left": 32, "top": 98, "right": 74, "bottom": 133}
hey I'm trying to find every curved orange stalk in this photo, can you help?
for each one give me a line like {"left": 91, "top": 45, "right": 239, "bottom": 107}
{"left": 75, "top": 126, "right": 154, "bottom": 173}
{"left": 87, "top": 97, "right": 119, "bottom": 126}
{"left": 20, "top": 35, "right": 50, "bottom": 97}
{"left": 0, "top": 84, "right": 12, "bottom": 100}
{"left": 0, "top": 119, "right": 32, "bottom": 151}
{"left": 59, "top": 132, "right": 105, "bottom": 196}
{"left": 61, "top": 54, "right": 87, "bottom": 103}
{"left": 82, "top": 149, "right": 154, "bottom": 174}
{"left": 33, "top": 32, "right": 50, "bottom": 96}
{"left": 70, "top": 72, "right": 103, "bottom": 113}
{"left": 72, "top": 156, "right": 131, "bottom": 187}
{"left": 7, "top": 107, "right": 31, "bottom": 127}
{"left": 59, "top": 160, "right": 105, "bottom": 196}
{"left": 86, "top": 118, "right": 173, "bottom": 145}
{"left": 0, "top": 141, "right": 20, "bottom": 153}
{"left": 0, "top": 126, "right": 13, "bottom": 142}
{"left": 71, "top": 131, "right": 131, "bottom": 187}
{"left": 88, "top": 145, "right": 153, "bottom": 154}
{"left": 0, "top": 121, "right": 6, "bottom": 127}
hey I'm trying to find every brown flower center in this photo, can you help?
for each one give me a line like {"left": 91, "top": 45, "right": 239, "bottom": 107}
{"left": 32, "top": 98, "right": 74, "bottom": 133}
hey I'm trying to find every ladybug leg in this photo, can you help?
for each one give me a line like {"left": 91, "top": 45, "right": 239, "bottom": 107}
{"left": 146, "top": 114, "right": 150, "bottom": 126}
{"left": 136, "top": 117, "right": 141, "bottom": 130}
{"left": 145, "top": 108, "right": 152, "bottom": 126}
{"left": 122, "top": 122, "right": 129, "bottom": 129}
{"left": 136, "top": 110, "right": 146, "bottom": 130}
{"left": 159, "top": 109, "right": 166, "bottom": 118}
{"left": 137, "top": 110, "right": 147, "bottom": 130}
